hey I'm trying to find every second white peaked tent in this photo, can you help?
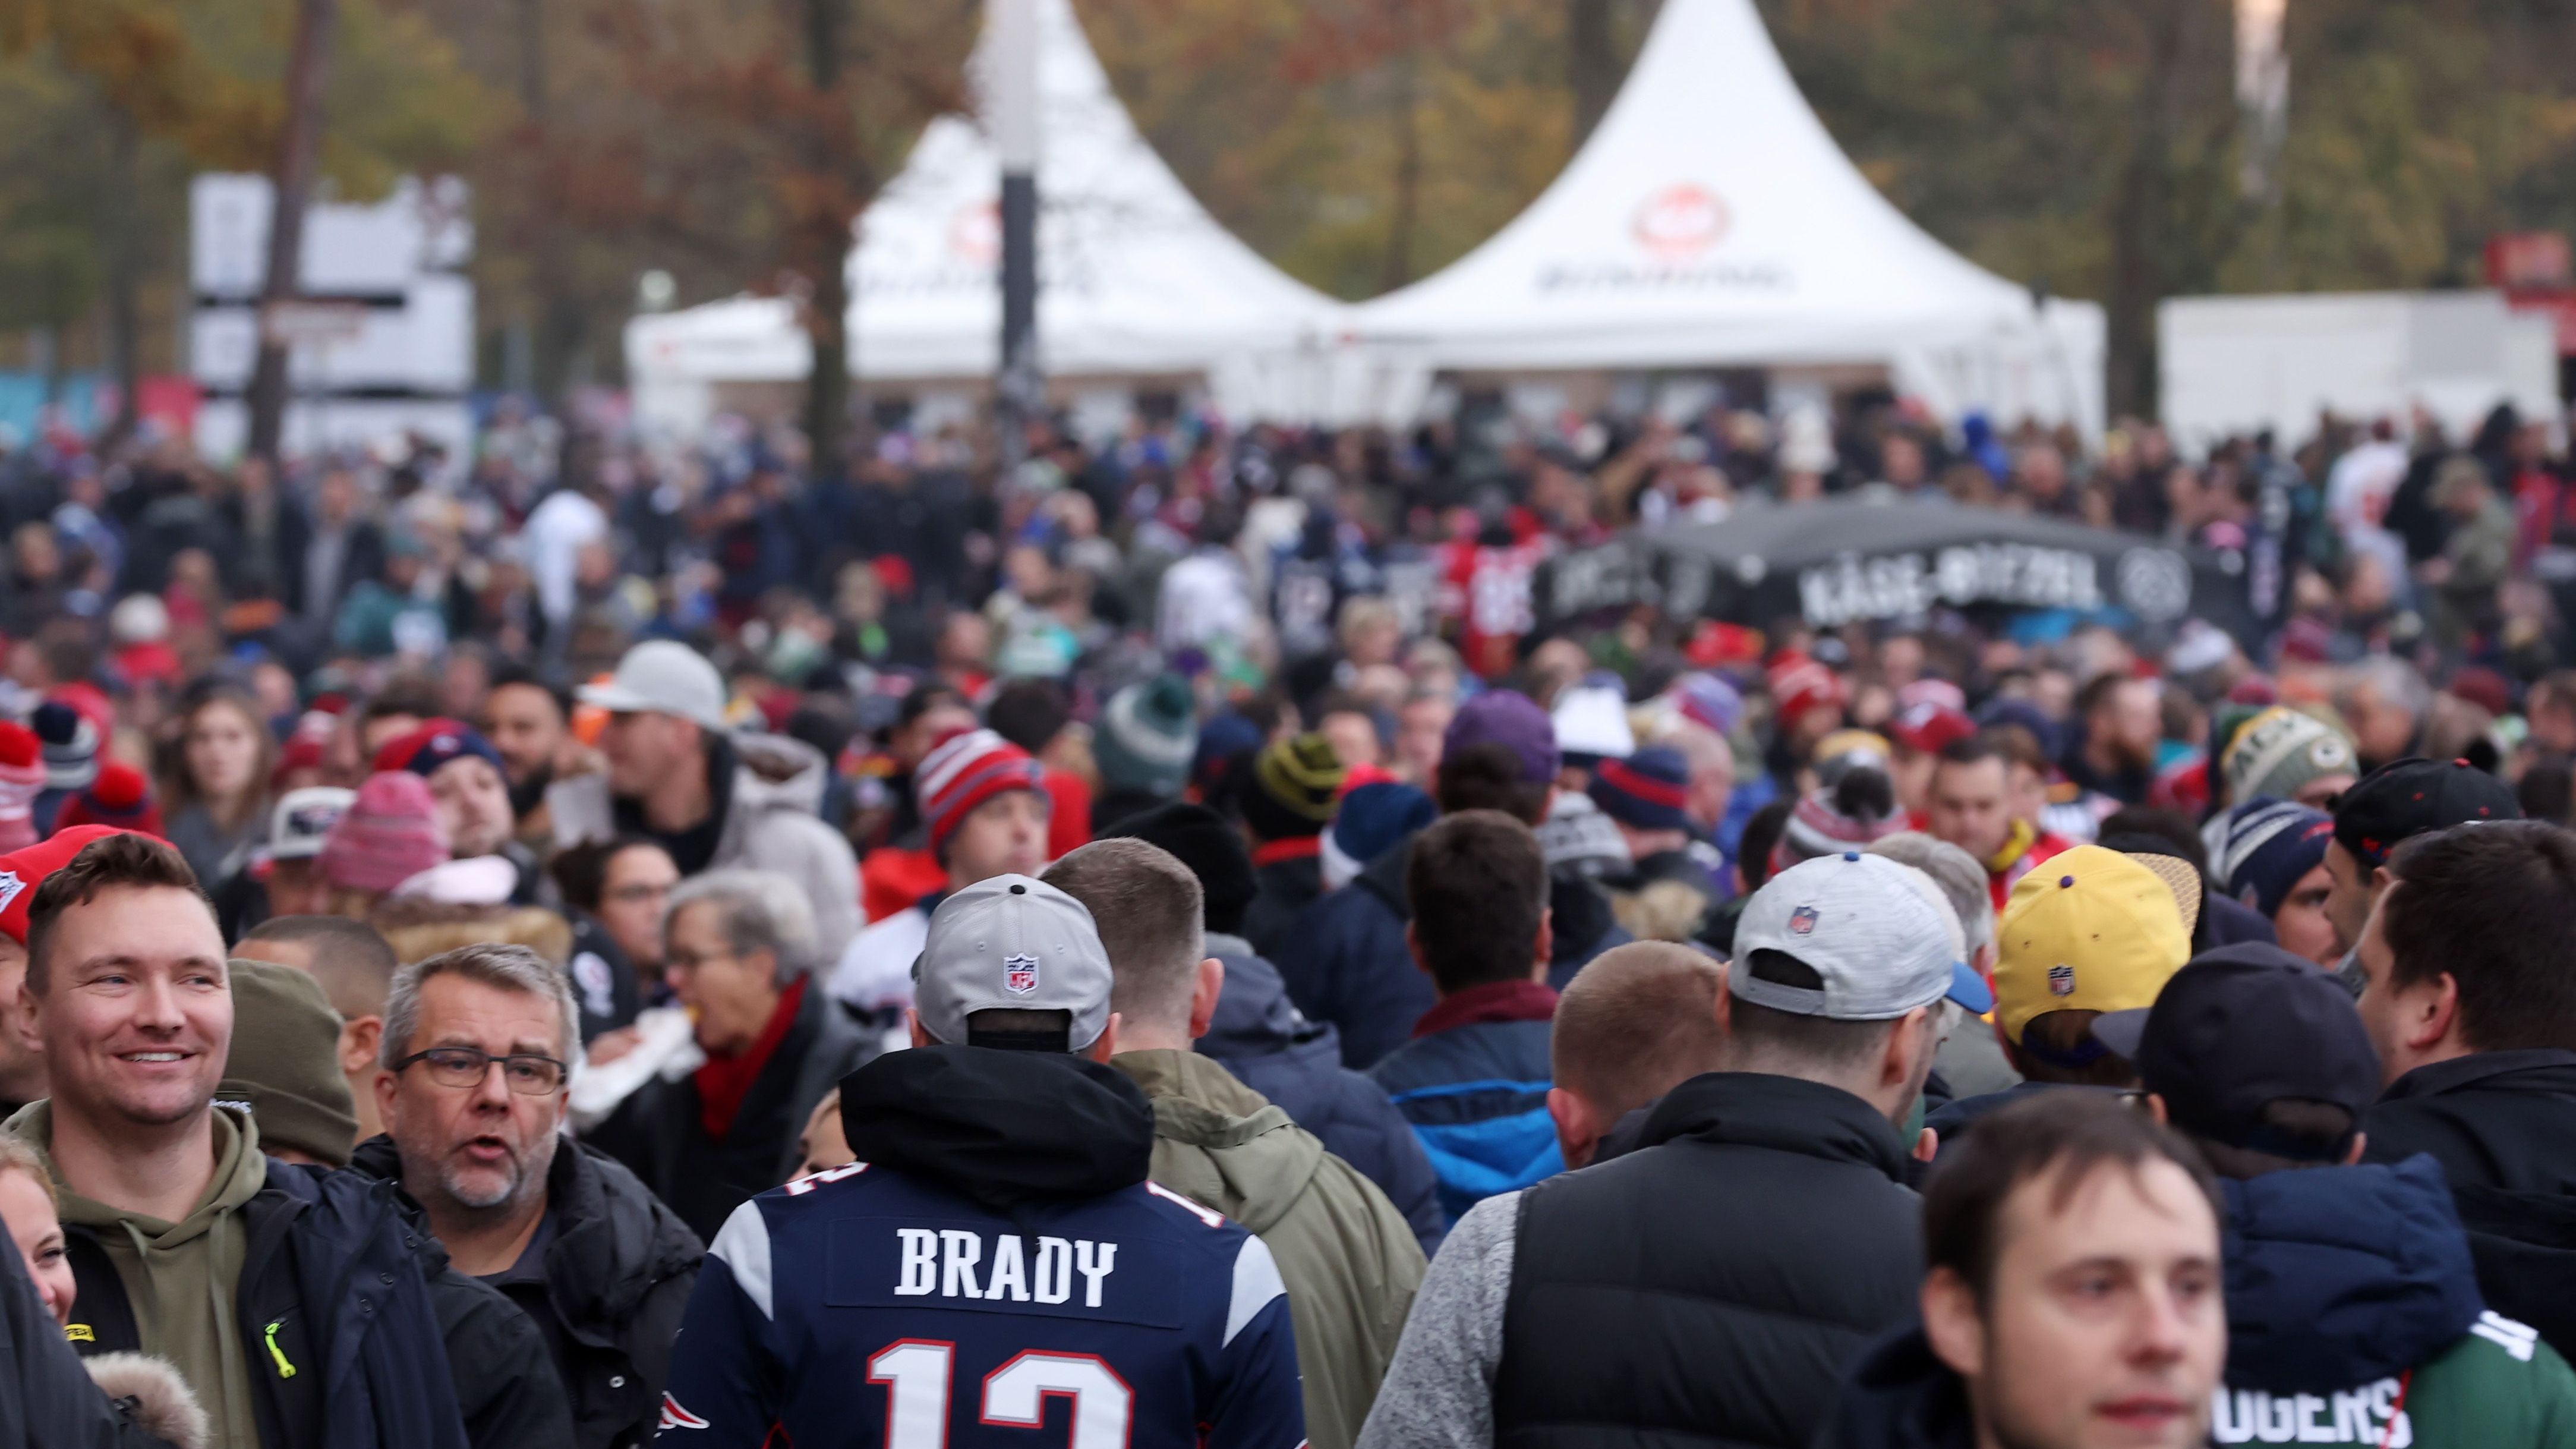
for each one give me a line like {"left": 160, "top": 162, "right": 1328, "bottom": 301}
{"left": 1345, "top": 0, "right": 2104, "bottom": 433}
{"left": 626, "top": 0, "right": 1342, "bottom": 431}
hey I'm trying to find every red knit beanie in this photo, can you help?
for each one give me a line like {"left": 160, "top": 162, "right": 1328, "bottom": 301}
{"left": 52, "top": 761, "right": 164, "bottom": 838}
{"left": 321, "top": 772, "right": 451, "bottom": 894}
{"left": 914, "top": 728, "right": 1046, "bottom": 854}
{"left": 0, "top": 724, "right": 46, "bottom": 853}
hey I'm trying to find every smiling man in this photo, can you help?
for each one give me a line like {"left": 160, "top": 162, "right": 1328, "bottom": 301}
{"left": 355, "top": 943, "right": 703, "bottom": 1449}
{"left": 1820, "top": 1091, "right": 2226, "bottom": 1449}
{"left": 2, "top": 831, "right": 475, "bottom": 1449}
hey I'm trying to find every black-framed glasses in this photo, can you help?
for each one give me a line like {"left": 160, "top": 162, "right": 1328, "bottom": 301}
{"left": 391, "top": 1047, "right": 567, "bottom": 1095}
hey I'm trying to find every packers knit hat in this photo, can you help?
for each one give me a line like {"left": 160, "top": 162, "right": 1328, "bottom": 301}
{"left": 215, "top": 959, "right": 358, "bottom": 1167}
{"left": 1242, "top": 733, "right": 1344, "bottom": 842}
{"left": 1093, "top": 674, "right": 1198, "bottom": 799}
{"left": 916, "top": 728, "right": 1049, "bottom": 855}
{"left": 1994, "top": 845, "right": 2191, "bottom": 1048}
{"left": 2221, "top": 707, "right": 2357, "bottom": 806}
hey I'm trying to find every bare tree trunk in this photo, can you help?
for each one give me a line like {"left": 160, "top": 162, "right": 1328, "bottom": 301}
{"left": 1568, "top": 0, "right": 1620, "bottom": 144}
{"left": 1382, "top": 33, "right": 1424, "bottom": 293}
{"left": 96, "top": 111, "right": 143, "bottom": 455}
{"left": 802, "top": 0, "right": 852, "bottom": 484}
{"left": 246, "top": 0, "right": 339, "bottom": 465}
{"left": 2104, "top": 1, "right": 2210, "bottom": 423}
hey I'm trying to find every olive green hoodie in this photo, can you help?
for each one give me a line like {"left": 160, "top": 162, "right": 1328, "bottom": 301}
{"left": 1114, "top": 1049, "right": 1426, "bottom": 1449}
{"left": 8, "top": 1100, "right": 269, "bottom": 1449}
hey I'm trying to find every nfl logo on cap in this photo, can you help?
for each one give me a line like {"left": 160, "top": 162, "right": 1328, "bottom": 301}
{"left": 1788, "top": 905, "right": 1819, "bottom": 937}
{"left": 1004, "top": 953, "right": 1039, "bottom": 996}
{"left": 2048, "top": 963, "right": 2076, "bottom": 997}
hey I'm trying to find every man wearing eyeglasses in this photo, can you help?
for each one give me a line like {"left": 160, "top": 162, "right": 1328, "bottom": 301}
{"left": 358, "top": 942, "right": 705, "bottom": 1449}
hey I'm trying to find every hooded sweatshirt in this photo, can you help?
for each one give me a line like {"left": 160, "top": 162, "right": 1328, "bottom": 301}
{"left": 1114, "top": 1048, "right": 1425, "bottom": 1449}
{"left": 2215, "top": 1156, "right": 2576, "bottom": 1446}
{"left": 11, "top": 1101, "right": 268, "bottom": 1449}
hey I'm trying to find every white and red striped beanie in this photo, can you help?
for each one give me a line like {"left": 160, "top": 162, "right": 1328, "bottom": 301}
{"left": 917, "top": 728, "right": 1048, "bottom": 854}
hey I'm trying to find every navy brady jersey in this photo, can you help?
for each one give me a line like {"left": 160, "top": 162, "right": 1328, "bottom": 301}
{"left": 657, "top": 1161, "right": 1306, "bottom": 1449}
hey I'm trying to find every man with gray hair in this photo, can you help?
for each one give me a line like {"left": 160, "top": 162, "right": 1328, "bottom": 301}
{"left": 1866, "top": 831, "right": 2021, "bottom": 1100}
{"left": 356, "top": 942, "right": 704, "bottom": 1449}
{"left": 587, "top": 868, "right": 874, "bottom": 1243}
{"left": 1043, "top": 838, "right": 1425, "bottom": 1449}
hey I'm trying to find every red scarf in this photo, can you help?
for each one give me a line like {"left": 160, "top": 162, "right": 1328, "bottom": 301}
{"left": 1414, "top": 978, "right": 1559, "bottom": 1039}
{"left": 1252, "top": 836, "right": 1322, "bottom": 868}
{"left": 694, "top": 976, "right": 808, "bottom": 1142}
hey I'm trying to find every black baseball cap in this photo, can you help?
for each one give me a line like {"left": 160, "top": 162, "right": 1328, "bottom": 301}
{"left": 2328, "top": 756, "right": 2520, "bottom": 871}
{"left": 2091, "top": 943, "right": 2380, "bottom": 1162}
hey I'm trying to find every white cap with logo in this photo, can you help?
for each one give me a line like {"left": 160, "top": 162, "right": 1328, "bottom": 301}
{"left": 1732, "top": 850, "right": 1995, "bottom": 1019}
{"left": 578, "top": 640, "right": 729, "bottom": 732}
{"left": 913, "top": 875, "right": 1115, "bottom": 1051}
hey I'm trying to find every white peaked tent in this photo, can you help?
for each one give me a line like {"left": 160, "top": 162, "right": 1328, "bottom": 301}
{"left": 626, "top": 0, "right": 1342, "bottom": 434}
{"left": 1342, "top": 0, "right": 2105, "bottom": 435}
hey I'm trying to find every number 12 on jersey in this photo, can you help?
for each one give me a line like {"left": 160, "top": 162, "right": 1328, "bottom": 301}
{"left": 868, "top": 1341, "right": 1134, "bottom": 1449}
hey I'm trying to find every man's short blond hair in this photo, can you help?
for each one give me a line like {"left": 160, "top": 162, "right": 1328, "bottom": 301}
{"left": 1042, "top": 839, "right": 1205, "bottom": 1034}
{"left": 1552, "top": 941, "right": 1728, "bottom": 1120}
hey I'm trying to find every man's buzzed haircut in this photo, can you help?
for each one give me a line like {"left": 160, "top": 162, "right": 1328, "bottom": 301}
{"left": 26, "top": 834, "right": 206, "bottom": 992}
{"left": 1552, "top": 941, "right": 1727, "bottom": 1123}
{"left": 238, "top": 914, "right": 403, "bottom": 1020}
{"left": 1043, "top": 839, "right": 1206, "bottom": 1031}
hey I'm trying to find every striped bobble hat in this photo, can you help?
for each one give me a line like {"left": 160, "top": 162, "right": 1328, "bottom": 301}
{"left": 1243, "top": 733, "right": 1345, "bottom": 842}
{"left": 916, "top": 727, "right": 1048, "bottom": 855}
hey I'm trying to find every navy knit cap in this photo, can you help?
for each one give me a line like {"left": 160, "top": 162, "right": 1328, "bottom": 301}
{"left": 1588, "top": 746, "right": 1694, "bottom": 834}
{"left": 2213, "top": 796, "right": 2334, "bottom": 921}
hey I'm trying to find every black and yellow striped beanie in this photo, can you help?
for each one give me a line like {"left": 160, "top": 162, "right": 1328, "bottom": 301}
{"left": 1243, "top": 732, "right": 1345, "bottom": 842}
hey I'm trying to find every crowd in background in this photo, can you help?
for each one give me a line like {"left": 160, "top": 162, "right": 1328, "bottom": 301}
{"left": 0, "top": 382, "right": 2569, "bottom": 1448}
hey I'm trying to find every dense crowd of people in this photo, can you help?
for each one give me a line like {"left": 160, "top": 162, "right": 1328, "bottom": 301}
{"left": 0, "top": 388, "right": 2571, "bottom": 1448}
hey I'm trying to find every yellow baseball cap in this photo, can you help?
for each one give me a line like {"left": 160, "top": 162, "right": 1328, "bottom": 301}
{"left": 1993, "top": 845, "right": 2191, "bottom": 1046}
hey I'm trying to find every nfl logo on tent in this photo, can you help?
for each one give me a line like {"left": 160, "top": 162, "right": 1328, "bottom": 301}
{"left": 1003, "top": 953, "right": 1039, "bottom": 996}
{"left": 2048, "top": 963, "right": 2076, "bottom": 997}
{"left": 1787, "top": 906, "right": 1818, "bottom": 937}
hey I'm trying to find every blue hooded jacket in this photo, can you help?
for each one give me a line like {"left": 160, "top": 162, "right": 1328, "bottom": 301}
{"left": 1198, "top": 940, "right": 1446, "bottom": 1256}
{"left": 2220, "top": 1157, "right": 2483, "bottom": 1396}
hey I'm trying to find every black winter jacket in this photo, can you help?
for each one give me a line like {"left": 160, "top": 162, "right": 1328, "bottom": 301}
{"left": 1198, "top": 938, "right": 1445, "bottom": 1255}
{"left": 1492, "top": 1072, "right": 1924, "bottom": 1449}
{"left": 351, "top": 1136, "right": 700, "bottom": 1449}
{"left": 0, "top": 1207, "right": 180, "bottom": 1449}
{"left": 62, "top": 1160, "right": 478, "bottom": 1449}
{"left": 1240, "top": 852, "right": 1325, "bottom": 963}
{"left": 1813, "top": 1326, "right": 1977, "bottom": 1449}
{"left": 585, "top": 980, "right": 878, "bottom": 1242}
{"left": 2364, "top": 1048, "right": 2576, "bottom": 1357}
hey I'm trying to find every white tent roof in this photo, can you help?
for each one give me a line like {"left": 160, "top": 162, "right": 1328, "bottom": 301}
{"left": 1346, "top": 0, "right": 2101, "bottom": 431}
{"left": 626, "top": 0, "right": 1339, "bottom": 398}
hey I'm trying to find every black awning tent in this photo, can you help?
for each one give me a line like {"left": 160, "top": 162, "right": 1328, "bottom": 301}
{"left": 1538, "top": 497, "right": 2253, "bottom": 640}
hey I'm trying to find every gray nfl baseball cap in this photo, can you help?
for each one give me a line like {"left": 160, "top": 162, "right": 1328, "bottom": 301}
{"left": 1732, "top": 850, "right": 1994, "bottom": 1019}
{"left": 577, "top": 640, "right": 729, "bottom": 732}
{"left": 913, "top": 874, "right": 1114, "bottom": 1051}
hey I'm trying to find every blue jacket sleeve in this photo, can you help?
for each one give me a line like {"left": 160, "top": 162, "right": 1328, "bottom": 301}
{"left": 655, "top": 1205, "right": 780, "bottom": 1446}
{"left": 1203, "top": 1235, "right": 1306, "bottom": 1449}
